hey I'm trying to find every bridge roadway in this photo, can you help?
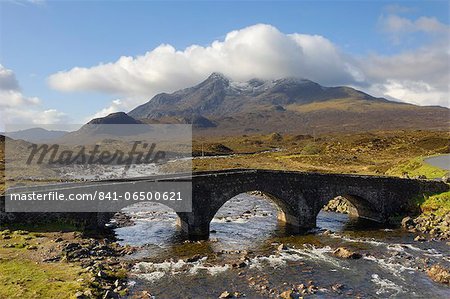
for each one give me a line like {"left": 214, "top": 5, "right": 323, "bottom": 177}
{"left": 1, "top": 169, "right": 448, "bottom": 240}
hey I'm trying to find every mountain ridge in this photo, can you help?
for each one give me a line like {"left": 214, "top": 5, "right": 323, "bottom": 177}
{"left": 122, "top": 73, "right": 450, "bottom": 135}
{"left": 128, "top": 73, "right": 393, "bottom": 120}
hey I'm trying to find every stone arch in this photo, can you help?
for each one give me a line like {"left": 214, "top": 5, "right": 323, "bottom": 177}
{"left": 340, "top": 194, "right": 382, "bottom": 222}
{"left": 208, "top": 190, "right": 299, "bottom": 228}
{"left": 315, "top": 192, "right": 383, "bottom": 223}
{"left": 101, "top": 200, "right": 185, "bottom": 229}
{"left": 178, "top": 176, "right": 313, "bottom": 240}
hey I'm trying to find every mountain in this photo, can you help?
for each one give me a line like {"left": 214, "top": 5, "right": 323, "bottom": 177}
{"left": 56, "top": 112, "right": 146, "bottom": 144}
{"left": 128, "top": 73, "right": 450, "bottom": 135}
{"left": 129, "top": 73, "right": 385, "bottom": 119}
{"left": 4, "top": 128, "right": 68, "bottom": 143}
{"left": 86, "top": 112, "right": 142, "bottom": 125}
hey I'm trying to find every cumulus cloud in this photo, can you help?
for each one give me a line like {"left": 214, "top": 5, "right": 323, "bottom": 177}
{"left": 84, "top": 99, "right": 130, "bottom": 122}
{"left": 0, "top": 65, "right": 69, "bottom": 127}
{"left": 0, "top": 66, "right": 20, "bottom": 90}
{"left": 4, "top": 108, "right": 69, "bottom": 125}
{"left": 48, "top": 22, "right": 449, "bottom": 111}
{"left": 48, "top": 24, "right": 363, "bottom": 99}
{"left": 369, "top": 14, "right": 449, "bottom": 107}
{"left": 0, "top": 64, "right": 41, "bottom": 109}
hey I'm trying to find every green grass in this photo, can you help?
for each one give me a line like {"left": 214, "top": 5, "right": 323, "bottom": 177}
{"left": 386, "top": 156, "right": 448, "bottom": 179}
{"left": 0, "top": 259, "right": 87, "bottom": 299}
{"left": 417, "top": 191, "right": 450, "bottom": 216}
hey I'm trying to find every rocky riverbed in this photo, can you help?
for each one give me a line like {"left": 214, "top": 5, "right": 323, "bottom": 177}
{"left": 113, "top": 194, "right": 450, "bottom": 298}
{"left": 322, "top": 196, "right": 351, "bottom": 214}
{"left": 59, "top": 236, "right": 136, "bottom": 298}
{"left": 402, "top": 212, "right": 450, "bottom": 240}
{"left": 324, "top": 194, "right": 450, "bottom": 242}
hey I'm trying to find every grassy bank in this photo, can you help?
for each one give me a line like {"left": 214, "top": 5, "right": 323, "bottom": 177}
{"left": 417, "top": 191, "right": 450, "bottom": 216}
{"left": 386, "top": 156, "right": 448, "bottom": 179}
{"left": 0, "top": 229, "right": 91, "bottom": 299}
{"left": 0, "top": 259, "right": 86, "bottom": 299}
{"left": 410, "top": 191, "right": 450, "bottom": 239}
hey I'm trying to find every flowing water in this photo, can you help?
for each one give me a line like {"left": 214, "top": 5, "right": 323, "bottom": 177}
{"left": 114, "top": 193, "right": 450, "bottom": 298}
{"left": 424, "top": 154, "right": 450, "bottom": 171}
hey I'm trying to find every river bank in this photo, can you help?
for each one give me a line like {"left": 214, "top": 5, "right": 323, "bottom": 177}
{"left": 0, "top": 225, "right": 136, "bottom": 299}
{"left": 323, "top": 190, "right": 450, "bottom": 241}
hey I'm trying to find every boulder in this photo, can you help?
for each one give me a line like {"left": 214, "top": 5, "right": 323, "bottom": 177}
{"left": 333, "top": 247, "right": 362, "bottom": 259}
{"left": 426, "top": 264, "right": 450, "bottom": 285}
{"left": 323, "top": 196, "right": 350, "bottom": 214}
{"left": 279, "top": 290, "right": 294, "bottom": 299}
{"left": 219, "top": 291, "right": 232, "bottom": 298}
{"left": 414, "top": 235, "right": 426, "bottom": 242}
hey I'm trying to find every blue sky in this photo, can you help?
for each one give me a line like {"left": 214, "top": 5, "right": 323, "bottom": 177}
{"left": 0, "top": 0, "right": 449, "bottom": 125}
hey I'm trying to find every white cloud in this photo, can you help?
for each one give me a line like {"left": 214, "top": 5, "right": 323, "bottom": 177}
{"left": 48, "top": 24, "right": 362, "bottom": 99}
{"left": 0, "top": 65, "right": 20, "bottom": 90}
{"left": 0, "top": 64, "right": 41, "bottom": 109}
{"left": 379, "top": 14, "right": 449, "bottom": 43}
{"left": 363, "top": 42, "right": 449, "bottom": 93}
{"left": 0, "top": 90, "right": 41, "bottom": 108}
{"left": 4, "top": 108, "right": 69, "bottom": 125}
{"left": 367, "top": 14, "right": 449, "bottom": 107}
{"left": 85, "top": 99, "right": 130, "bottom": 122}
{"left": 47, "top": 22, "right": 449, "bottom": 113}
{"left": 368, "top": 80, "right": 449, "bottom": 108}
{"left": 0, "top": 65, "right": 68, "bottom": 127}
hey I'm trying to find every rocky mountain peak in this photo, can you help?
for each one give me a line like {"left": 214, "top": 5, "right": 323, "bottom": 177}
{"left": 206, "top": 72, "right": 230, "bottom": 82}
{"left": 198, "top": 72, "right": 230, "bottom": 91}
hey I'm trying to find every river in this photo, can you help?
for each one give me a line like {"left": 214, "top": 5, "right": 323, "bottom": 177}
{"left": 113, "top": 193, "right": 450, "bottom": 298}
{"left": 424, "top": 154, "right": 450, "bottom": 171}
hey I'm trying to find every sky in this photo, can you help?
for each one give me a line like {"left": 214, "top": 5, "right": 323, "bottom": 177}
{"left": 0, "top": 0, "right": 449, "bottom": 127}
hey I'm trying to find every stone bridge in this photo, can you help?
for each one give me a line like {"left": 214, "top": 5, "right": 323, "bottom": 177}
{"left": 1, "top": 169, "right": 448, "bottom": 240}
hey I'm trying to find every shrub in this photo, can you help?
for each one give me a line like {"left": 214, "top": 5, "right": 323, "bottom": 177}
{"left": 302, "top": 143, "right": 322, "bottom": 155}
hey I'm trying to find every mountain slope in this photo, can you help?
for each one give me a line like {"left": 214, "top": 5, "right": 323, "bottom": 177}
{"left": 4, "top": 128, "right": 68, "bottom": 143}
{"left": 128, "top": 73, "right": 450, "bottom": 135}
